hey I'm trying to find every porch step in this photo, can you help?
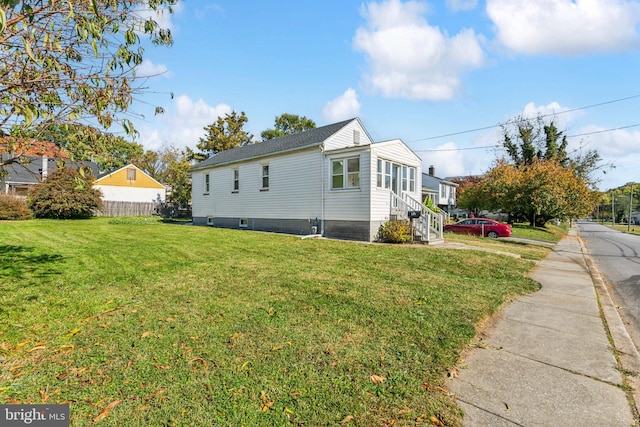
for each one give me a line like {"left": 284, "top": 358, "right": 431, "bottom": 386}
{"left": 413, "top": 236, "right": 445, "bottom": 245}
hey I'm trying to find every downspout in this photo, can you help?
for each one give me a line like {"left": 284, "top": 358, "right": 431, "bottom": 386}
{"left": 319, "top": 144, "right": 325, "bottom": 236}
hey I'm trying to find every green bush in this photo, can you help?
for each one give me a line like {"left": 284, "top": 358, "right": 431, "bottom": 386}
{"left": 28, "top": 168, "right": 103, "bottom": 219}
{"left": 0, "top": 195, "right": 33, "bottom": 220}
{"left": 378, "top": 219, "right": 413, "bottom": 243}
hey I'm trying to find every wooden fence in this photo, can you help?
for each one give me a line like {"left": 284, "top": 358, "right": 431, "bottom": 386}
{"left": 95, "top": 201, "right": 158, "bottom": 217}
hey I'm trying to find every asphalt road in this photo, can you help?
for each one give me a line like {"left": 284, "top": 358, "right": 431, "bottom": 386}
{"left": 577, "top": 220, "right": 640, "bottom": 350}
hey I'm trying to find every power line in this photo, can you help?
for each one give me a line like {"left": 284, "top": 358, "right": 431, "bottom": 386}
{"left": 413, "top": 122, "right": 640, "bottom": 152}
{"left": 408, "top": 93, "right": 640, "bottom": 143}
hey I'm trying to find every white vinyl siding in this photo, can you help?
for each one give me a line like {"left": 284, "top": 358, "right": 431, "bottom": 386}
{"left": 96, "top": 185, "right": 165, "bottom": 202}
{"left": 195, "top": 148, "right": 323, "bottom": 220}
{"left": 324, "top": 151, "right": 370, "bottom": 221}
{"left": 323, "top": 120, "right": 372, "bottom": 151}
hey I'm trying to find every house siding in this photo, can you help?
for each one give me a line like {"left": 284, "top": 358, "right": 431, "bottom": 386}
{"left": 193, "top": 147, "right": 324, "bottom": 234}
{"left": 95, "top": 185, "right": 164, "bottom": 202}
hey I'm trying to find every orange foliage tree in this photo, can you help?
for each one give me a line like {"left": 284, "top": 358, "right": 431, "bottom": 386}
{"left": 458, "top": 159, "right": 597, "bottom": 226}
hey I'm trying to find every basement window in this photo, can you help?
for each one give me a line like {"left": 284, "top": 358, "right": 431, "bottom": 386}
{"left": 239, "top": 218, "right": 249, "bottom": 228}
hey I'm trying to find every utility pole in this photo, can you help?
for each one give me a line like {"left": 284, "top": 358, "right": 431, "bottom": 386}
{"left": 612, "top": 192, "right": 615, "bottom": 226}
{"left": 629, "top": 184, "right": 634, "bottom": 233}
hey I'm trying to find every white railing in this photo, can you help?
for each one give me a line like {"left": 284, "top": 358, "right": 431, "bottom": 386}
{"left": 389, "top": 192, "right": 444, "bottom": 242}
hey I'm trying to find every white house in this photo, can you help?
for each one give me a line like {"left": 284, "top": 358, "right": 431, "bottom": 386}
{"left": 421, "top": 165, "right": 458, "bottom": 211}
{"left": 191, "top": 118, "right": 444, "bottom": 242}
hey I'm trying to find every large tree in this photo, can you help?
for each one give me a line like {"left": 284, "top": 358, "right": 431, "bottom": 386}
{"left": 500, "top": 115, "right": 602, "bottom": 185}
{"left": 20, "top": 122, "right": 144, "bottom": 172}
{"left": 188, "top": 111, "right": 254, "bottom": 161}
{"left": 460, "top": 159, "right": 597, "bottom": 226}
{"left": 0, "top": 0, "right": 176, "bottom": 166}
{"left": 260, "top": 113, "right": 316, "bottom": 141}
{"left": 138, "top": 145, "right": 191, "bottom": 204}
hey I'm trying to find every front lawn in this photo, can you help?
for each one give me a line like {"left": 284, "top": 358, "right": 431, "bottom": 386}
{"left": 0, "top": 218, "right": 543, "bottom": 426}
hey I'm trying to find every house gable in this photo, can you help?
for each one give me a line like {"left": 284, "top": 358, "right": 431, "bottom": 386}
{"left": 95, "top": 164, "right": 164, "bottom": 189}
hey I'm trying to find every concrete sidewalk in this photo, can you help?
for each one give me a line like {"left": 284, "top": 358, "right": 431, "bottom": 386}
{"left": 450, "top": 228, "right": 639, "bottom": 426}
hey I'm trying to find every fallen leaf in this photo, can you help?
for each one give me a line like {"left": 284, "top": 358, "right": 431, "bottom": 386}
{"left": 429, "top": 415, "right": 445, "bottom": 426}
{"left": 271, "top": 345, "right": 283, "bottom": 351}
{"left": 370, "top": 374, "right": 386, "bottom": 384}
{"left": 340, "top": 414, "right": 354, "bottom": 424}
{"left": 165, "top": 318, "right": 175, "bottom": 322}
{"left": 261, "top": 401, "right": 274, "bottom": 412}
{"left": 188, "top": 357, "right": 208, "bottom": 370}
{"left": 56, "top": 372, "right": 68, "bottom": 380}
{"left": 28, "top": 345, "right": 47, "bottom": 352}
{"left": 447, "top": 368, "right": 459, "bottom": 379}
{"left": 140, "top": 331, "right": 151, "bottom": 339}
{"left": 39, "top": 389, "right": 49, "bottom": 402}
{"left": 93, "top": 400, "right": 121, "bottom": 423}
{"left": 283, "top": 407, "right": 294, "bottom": 414}
{"left": 68, "top": 328, "right": 81, "bottom": 336}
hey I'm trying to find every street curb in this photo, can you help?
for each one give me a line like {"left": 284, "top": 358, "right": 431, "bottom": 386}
{"left": 578, "top": 234, "right": 640, "bottom": 419}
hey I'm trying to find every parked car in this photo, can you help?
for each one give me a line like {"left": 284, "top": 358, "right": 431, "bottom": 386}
{"left": 444, "top": 218, "right": 512, "bottom": 238}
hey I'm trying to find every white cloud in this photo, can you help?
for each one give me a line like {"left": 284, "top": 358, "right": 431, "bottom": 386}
{"left": 136, "top": 1, "right": 183, "bottom": 32}
{"left": 135, "top": 60, "right": 170, "bottom": 78}
{"left": 138, "top": 95, "right": 232, "bottom": 150}
{"left": 353, "top": 0, "right": 485, "bottom": 100}
{"left": 486, "top": 0, "right": 640, "bottom": 55}
{"left": 446, "top": 0, "right": 478, "bottom": 11}
{"left": 323, "top": 88, "right": 361, "bottom": 122}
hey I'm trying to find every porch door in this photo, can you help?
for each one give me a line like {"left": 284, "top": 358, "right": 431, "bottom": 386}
{"left": 391, "top": 164, "right": 401, "bottom": 195}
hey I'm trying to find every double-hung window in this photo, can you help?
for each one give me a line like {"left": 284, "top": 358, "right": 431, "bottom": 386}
{"left": 233, "top": 169, "right": 239, "bottom": 192}
{"left": 331, "top": 157, "right": 360, "bottom": 189}
{"left": 376, "top": 159, "right": 383, "bottom": 188}
{"left": 409, "top": 167, "right": 416, "bottom": 192}
{"left": 261, "top": 164, "right": 269, "bottom": 190}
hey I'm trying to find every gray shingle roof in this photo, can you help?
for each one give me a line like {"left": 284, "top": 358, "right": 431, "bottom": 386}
{"left": 191, "top": 118, "right": 356, "bottom": 170}
{"left": 1, "top": 154, "right": 99, "bottom": 184}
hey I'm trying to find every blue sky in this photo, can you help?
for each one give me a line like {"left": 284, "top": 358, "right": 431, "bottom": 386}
{"left": 132, "top": 0, "right": 640, "bottom": 191}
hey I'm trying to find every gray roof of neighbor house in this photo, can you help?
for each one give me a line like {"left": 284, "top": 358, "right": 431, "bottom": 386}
{"left": 1, "top": 154, "right": 99, "bottom": 184}
{"left": 422, "top": 172, "right": 458, "bottom": 191}
{"left": 191, "top": 118, "right": 356, "bottom": 170}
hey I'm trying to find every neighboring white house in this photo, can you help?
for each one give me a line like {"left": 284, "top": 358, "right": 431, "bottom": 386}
{"left": 422, "top": 165, "right": 458, "bottom": 211}
{"left": 191, "top": 118, "right": 444, "bottom": 242}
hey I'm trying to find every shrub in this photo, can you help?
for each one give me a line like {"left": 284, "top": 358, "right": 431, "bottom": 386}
{"left": 0, "top": 195, "right": 33, "bottom": 220}
{"left": 28, "top": 168, "right": 103, "bottom": 219}
{"left": 378, "top": 220, "right": 412, "bottom": 243}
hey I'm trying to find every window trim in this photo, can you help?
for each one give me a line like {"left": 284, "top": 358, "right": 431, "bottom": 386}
{"left": 204, "top": 173, "right": 210, "bottom": 194}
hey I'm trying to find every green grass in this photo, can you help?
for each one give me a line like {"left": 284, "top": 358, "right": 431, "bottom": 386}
{"left": 443, "top": 223, "right": 566, "bottom": 261}
{"left": 0, "top": 218, "right": 545, "bottom": 426}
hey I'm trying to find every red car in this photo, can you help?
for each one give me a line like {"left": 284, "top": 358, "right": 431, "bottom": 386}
{"left": 444, "top": 218, "right": 512, "bottom": 238}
